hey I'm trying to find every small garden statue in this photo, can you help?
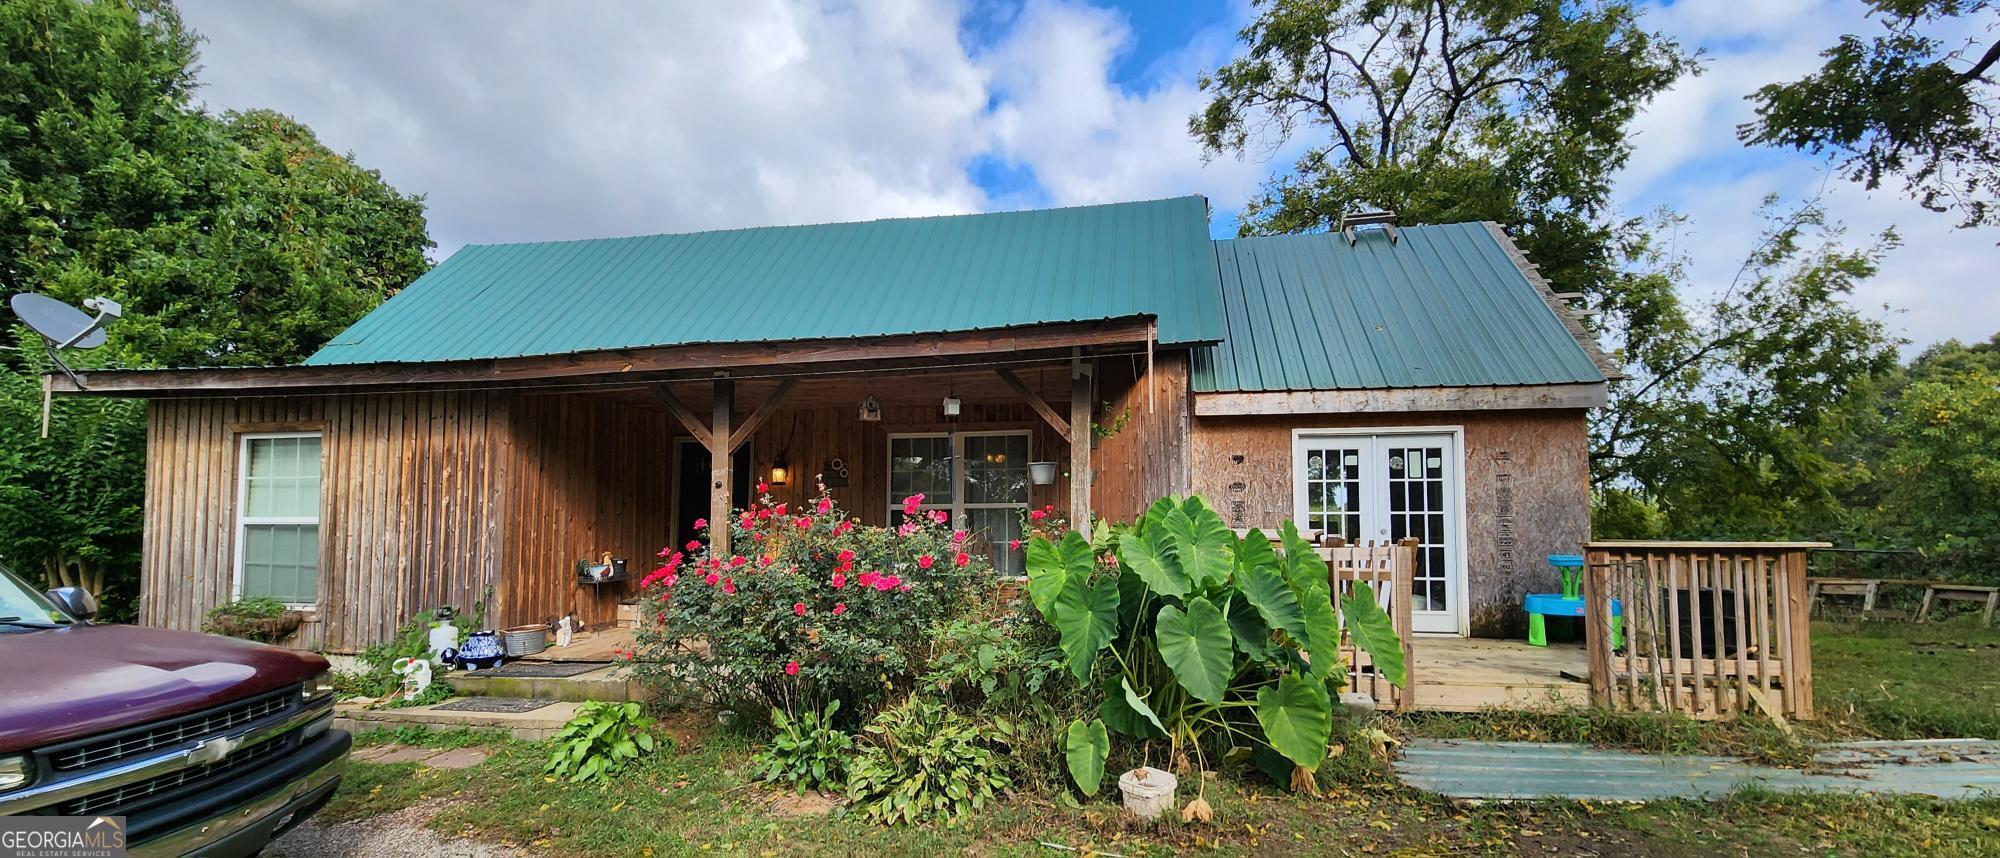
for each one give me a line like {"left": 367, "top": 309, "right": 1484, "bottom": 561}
{"left": 428, "top": 609, "right": 461, "bottom": 666}
{"left": 555, "top": 613, "right": 574, "bottom": 648}
{"left": 390, "top": 655, "right": 432, "bottom": 702}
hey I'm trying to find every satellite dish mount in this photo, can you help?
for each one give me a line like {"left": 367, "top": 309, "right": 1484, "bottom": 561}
{"left": 8, "top": 292, "right": 122, "bottom": 436}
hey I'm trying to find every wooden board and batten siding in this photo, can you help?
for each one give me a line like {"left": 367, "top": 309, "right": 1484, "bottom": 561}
{"left": 143, "top": 393, "right": 509, "bottom": 652}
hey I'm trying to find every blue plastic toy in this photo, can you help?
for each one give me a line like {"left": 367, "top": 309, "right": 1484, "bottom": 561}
{"left": 1524, "top": 555, "right": 1623, "bottom": 647}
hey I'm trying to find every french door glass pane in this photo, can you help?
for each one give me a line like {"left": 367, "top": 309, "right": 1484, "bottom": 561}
{"left": 1301, "top": 445, "right": 1363, "bottom": 540}
{"left": 889, "top": 436, "right": 954, "bottom": 503}
{"left": 242, "top": 523, "right": 318, "bottom": 603}
{"left": 963, "top": 435, "right": 1029, "bottom": 504}
{"left": 1385, "top": 443, "right": 1449, "bottom": 612}
{"left": 966, "top": 508, "right": 1024, "bottom": 575}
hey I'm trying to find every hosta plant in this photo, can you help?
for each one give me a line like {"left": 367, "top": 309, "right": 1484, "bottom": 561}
{"left": 1025, "top": 496, "right": 1405, "bottom": 793}
{"left": 544, "top": 701, "right": 657, "bottom": 783}
{"left": 844, "top": 697, "right": 1012, "bottom": 825}
{"left": 753, "top": 700, "right": 855, "bottom": 794}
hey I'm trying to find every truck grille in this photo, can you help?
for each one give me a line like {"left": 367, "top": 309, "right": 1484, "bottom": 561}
{"left": 60, "top": 732, "right": 301, "bottom": 816}
{"left": 51, "top": 686, "right": 296, "bottom": 771}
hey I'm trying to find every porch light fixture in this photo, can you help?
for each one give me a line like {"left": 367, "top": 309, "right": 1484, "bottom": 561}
{"left": 769, "top": 452, "right": 790, "bottom": 486}
{"left": 859, "top": 395, "right": 882, "bottom": 422}
{"left": 942, "top": 393, "right": 961, "bottom": 417}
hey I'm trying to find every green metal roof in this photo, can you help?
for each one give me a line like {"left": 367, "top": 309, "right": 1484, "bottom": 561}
{"left": 306, "top": 196, "right": 1222, "bottom": 366}
{"left": 1190, "top": 223, "right": 1607, "bottom": 392}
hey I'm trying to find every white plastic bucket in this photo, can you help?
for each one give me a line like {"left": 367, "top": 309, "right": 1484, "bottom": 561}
{"left": 1117, "top": 767, "right": 1178, "bottom": 820}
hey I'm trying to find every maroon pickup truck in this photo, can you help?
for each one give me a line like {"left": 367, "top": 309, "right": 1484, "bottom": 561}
{"left": 0, "top": 562, "right": 348, "bottom": 856}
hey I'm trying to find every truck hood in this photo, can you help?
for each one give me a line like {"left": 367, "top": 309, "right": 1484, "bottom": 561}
{"left": 0, "top": 623, "right": 327, "bottom": 752}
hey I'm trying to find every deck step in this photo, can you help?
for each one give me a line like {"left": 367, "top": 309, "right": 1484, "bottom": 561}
{"left": 335, "top": 700, "right": 583, "bottom": 741}
{"left": 447, "top": 664, "right": 641, "bottom": 703}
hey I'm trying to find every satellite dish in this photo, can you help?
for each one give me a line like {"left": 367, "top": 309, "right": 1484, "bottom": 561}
{"left": 11, "top": 293, "right": 115, "bottom": 350}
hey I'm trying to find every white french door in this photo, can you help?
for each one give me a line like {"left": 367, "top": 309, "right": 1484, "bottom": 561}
{"left": 1293, "top": 430, "right": 1465, "bottom": 635}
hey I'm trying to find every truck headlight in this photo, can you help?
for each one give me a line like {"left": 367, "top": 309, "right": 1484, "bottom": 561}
{"left": 0, "top": 755, "right": 28, "bottom": 792}
{"left": 301, "top": 671, "right": 337, "bottom": 705}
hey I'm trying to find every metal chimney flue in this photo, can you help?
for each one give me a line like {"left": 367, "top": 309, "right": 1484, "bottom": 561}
{"left": 1339, "top": 210, "right": 1399, "bottom": 246}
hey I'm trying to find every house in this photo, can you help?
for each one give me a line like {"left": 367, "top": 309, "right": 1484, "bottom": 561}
{"left": 54, "top": 196, "right": 1616, "bottom": 651}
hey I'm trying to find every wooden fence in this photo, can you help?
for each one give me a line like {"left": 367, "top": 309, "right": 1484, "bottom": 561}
{"left": 1583, "top": 541, "right": 1826, "bottom": 720}
{"left": 1322, "top": 538, "right": 1418, "bottom": 712}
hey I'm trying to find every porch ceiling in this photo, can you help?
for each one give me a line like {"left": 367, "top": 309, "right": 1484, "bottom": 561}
{"left": 581, "top": 363, "right": 1080, "bottom": 415}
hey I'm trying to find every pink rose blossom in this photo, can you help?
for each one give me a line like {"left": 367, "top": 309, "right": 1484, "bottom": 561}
{"left": 656, "top": 545, "right": 673, "bottom": 558}
{"left": 794, "top": 602, "right": 807, "bottom": 616}
{"left": 784, "top": 660, "right": 799, "bottom": 676}
{"left": 902, "top": 494, "right": 925, "bottom": 516}
{"left": 1008, "top": 539, "right": 1021, "bottom": 550}
{"left": 816, "top": 497, "right": 833, "bottom": 514}
{"left": 953, "top": 552, "right": 970, "bottom": 568}
{"left": 837, "top": 549, "right": 856, "bottom": 565}
{"left": 928, "top": 509, "right": 948, "bottom": 525}
{"left": 729, "top": 555, "right": 748, "bottom": 567}
{"left": 873, "top": 575, "right": 902, "bottom": 591}
{"left": 758, "top": 481, "right": 770, "bottom": 494}
{"left": 897, "top": 522, "right": 919, "bottom": 537}
{"left": 952, "top": 530, "right": 969, "bottom": 544}
{"left": 773, "top": 503, "right": 788, "bottom": 516}
{"left": 857, "top": 571, "right": 880, "bottom": 587}
{"left": 832, "top": 603, "right": 846, "bottom": 616}
{"left": 686, "top": 540, "right": 701, "bottom": 552}
{"left": 897, "top": 583, "right": 911, "bottom": 592}
{"left": 693, "top": 517, "right": 708, "bottom": 529}
{"left": 831, "top": 572, "right": 847, "bottom": 589}
{"left": 721, "top": 577, "right": 736, "bottom": 594}
{"left": 1029, "top": 509, "right": 1047, "bottom": 521}
{"left": 917, "top": 555, "right": 935, "bottom": 570}
{"left": 704, "top": 573, "right": 720, "bottom": 586}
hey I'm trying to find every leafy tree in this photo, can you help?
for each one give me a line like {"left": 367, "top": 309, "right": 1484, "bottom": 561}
{"left": 1740, "top": 1, "right": 2000, "bottom": 229}
{"left": 1590, "top": 199, "right": 1900, "bottom": 538}
{"left": 0, "top": 0, "right": 431, "bottom": 606}
{"left": 1191, "top": 0, "right": 1696, "bottom": 308}
{"left": 1879, "top": 363, "right": 2000, "bottom": 568}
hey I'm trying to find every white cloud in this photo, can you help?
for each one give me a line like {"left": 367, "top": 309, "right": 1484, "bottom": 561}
{"left": 1620, "top": 0, "right": 2000, "bottom": 352}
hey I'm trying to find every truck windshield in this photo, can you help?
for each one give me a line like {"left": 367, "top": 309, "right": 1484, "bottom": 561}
{"left": 0, "top": 562, "right": 71, "bottom": 629}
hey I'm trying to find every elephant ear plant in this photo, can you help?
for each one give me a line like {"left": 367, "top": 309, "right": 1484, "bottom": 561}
{"left": 1025, "top": 497, "right": 1405, "bottom": 794}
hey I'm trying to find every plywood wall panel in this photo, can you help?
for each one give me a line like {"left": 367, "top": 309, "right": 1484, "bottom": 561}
{"left": 1191, "top": 408, "right": 1591, "bottom": 637}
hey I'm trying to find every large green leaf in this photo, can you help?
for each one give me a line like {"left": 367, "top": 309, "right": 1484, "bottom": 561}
{"left": 1051, "top": 573, "right": 1120, "bottom": 681}
{"left": 1063, "top": 719, "right": 1110, "bottom": 796}
{"left": 1155, "top": 596, "right": 1235, "bottom": 703}
{"left": 1255, "top": 672, "right": 1334, "bottom": 770}
{"left": 1226, "top": 594, "right": 1277, "bottom": 661}
{"left": 1236, "top": 536, "right": 1306, "bottom": 640}
{"left": 1117, "top": 522, "right": 1189, "bottom": 597}
{"left": 1162, "top": 497, "right": 1236, "bottom": 591}
{"left": 1279, "top": 520, "right": 1330, "bottom": 598}
{"left": 1294, "top": 579, "right": 1342, "bottom": 680}
{"left": 1341, "top": 580, "right": 1406, "bottom": 687}
{"left": 1025, "top": 530, "right": 1094, "bottom": 617}
{"left": 1099, "top": 675, "right": 1167, "bottom": 739}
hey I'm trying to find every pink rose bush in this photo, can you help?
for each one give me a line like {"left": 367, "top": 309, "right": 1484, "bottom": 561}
{"left": 633, "top": 482, "right": 987, "bottom": 717}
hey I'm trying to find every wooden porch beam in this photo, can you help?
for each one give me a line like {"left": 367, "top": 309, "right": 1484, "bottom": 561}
{"left": 726, "top": 378, "right": 794, "bottom": 452}
{"left": 994, "top": 368, "right": 1070, "bottom": 443}
{"left": 1068, "top": 359, "right": 1092, "bottom": 532}
{"left": 710, "top": 378, "right": 734, "bottom": 558}
{"left": 650, "top": 384, "right": 712, "bottom": 451}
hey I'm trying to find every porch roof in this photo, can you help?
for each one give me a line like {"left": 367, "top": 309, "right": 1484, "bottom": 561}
{"left": 305, "top": 196, "right": 1223, "bottom": 367}
{"left": 1190, "top": 222, "right": 1618, "bottom": 393}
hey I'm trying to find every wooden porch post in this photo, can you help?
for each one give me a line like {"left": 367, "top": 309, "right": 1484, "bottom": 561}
{"left": 710, "top": 377, "right": 733, "bottom": 558}
{"left": 1069, "top": 359, "right": 1092, "bottom": 532}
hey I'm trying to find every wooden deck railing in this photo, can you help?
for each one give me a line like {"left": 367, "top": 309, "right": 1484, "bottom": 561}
{"left": 1322, "top": 538, "right": 1418, "bottom": 712}
{"left": 1583, "top": 541, "right": 1827, "bottom": 720}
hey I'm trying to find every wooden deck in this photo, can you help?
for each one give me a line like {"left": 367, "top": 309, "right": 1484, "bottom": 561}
{"left": 518, "top": 627, "right": 637, "bottom": 663}
{"left": 1397, "top": 637, "right": 1591, "bottom": 712}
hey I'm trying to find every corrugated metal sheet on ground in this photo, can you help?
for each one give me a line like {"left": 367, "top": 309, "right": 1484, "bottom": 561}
{"left": 1395, "top": 739, "right": 2000, "bottom": 801}
{"left": 307, "top": 196, "right": 1223, "bottom": 366}
{"left": 1190, "top": 223, "right": 1607, "bottom": 392}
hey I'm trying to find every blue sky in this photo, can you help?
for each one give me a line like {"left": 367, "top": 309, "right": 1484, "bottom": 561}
{"left": 178, "top": 0, "right": 1995, "bottom": 352}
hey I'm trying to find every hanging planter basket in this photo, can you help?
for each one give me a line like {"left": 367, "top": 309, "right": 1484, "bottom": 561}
{"left": 207, "top": 611, "right": 305, "bottom": 644}
{"left": 1028, "top": 461, "right": 1059, "bottom": 485}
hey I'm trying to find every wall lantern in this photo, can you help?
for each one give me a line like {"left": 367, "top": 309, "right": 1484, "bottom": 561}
{"left": 942, "top": 393, "right": 961, "bottom": 417}
{"left": 858, "top": 395, "right": 882, "bottom": 422}
{"left": 769, "top": 452, "right": 790, "bottom": 486}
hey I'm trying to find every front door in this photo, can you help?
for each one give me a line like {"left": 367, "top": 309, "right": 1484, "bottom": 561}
{"left": 673, "top": 440, "right": 752, "bottom": 552}
{"left": 1293, "top": 432, "right": 1463, "bottom": 635}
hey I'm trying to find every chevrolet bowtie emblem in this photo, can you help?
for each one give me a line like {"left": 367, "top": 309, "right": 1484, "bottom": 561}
{"left": 187, "top": 734, "right": 243, "bottom": 766}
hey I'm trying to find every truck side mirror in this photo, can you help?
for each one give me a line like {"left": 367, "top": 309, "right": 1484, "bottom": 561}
{"left": 45, "top": 586, "right": 97, "bottom": 621}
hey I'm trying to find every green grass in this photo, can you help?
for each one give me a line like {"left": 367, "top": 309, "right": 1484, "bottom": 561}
{"left": 1813, "top": 617, "right": 2000, "bottom": 738}
{"left": 307, "top": 619, "right": 2000, "bottom": 856}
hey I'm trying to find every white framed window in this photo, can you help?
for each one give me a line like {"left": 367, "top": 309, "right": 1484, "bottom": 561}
{"left": 887, "top": 431, "right": 1031, "bottom": 575}
{"left": 234, "top": 432, "right": 323, "bottom": 606}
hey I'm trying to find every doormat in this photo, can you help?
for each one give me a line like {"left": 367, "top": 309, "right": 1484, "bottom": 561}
{"left": 471, "top": 662, "right": 601, "bottom": 679}
{"left": 433, "top": 697, "right": 554, "bottom": 714}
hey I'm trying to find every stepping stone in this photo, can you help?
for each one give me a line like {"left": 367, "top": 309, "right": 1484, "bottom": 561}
{"left": 421, "top": 748, "right": 490, "bottom": 769}
{"left": 357, "top": 745, "right": 437, "bottom": 764}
